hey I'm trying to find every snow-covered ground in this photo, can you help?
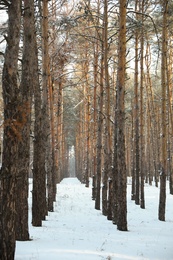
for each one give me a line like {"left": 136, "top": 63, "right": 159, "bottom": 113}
{"left": 15, "top": 177, "right": 173, "bottom": 260}
{"left": 0, "top": 10, "right": 7, "bottom": 53}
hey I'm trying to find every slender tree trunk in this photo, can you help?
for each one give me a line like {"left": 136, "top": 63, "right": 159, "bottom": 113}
{"left": 112, "top": 99, "right": 118, "bottom": 223}
{"left": 0, "top": 0, "right": 21, "bottom": 258}
{"left": 134, "top": 0, "right": 140, "bottom": 205}
{"left": 45, "top": 65, "right": 56, "bottom": 209}
{"left": 131, "top": 106, "right": 136, "bottom": 200}
{"left": 85, "top": 75, "right": 90, "bottom": 188}
{"left": 92, "top": 45, "right": 98, "bottom": 200}
{"left": 92, "top": 0, "right": 100, "bottom": 200}
{"left": 95, "top": 32, "right": 104, "bottom": 210}
{"left": 107, "top": 178, "right": 113, "bottom": 220}
{"left": 145, "top": 40, "right": 159, "bottom": 187}
{"left": 158, "top": 0, "right": 168, "bottom": 221}
{"left": 48, "top": 70, "right": 56, "bottom": 211}
{"left": 166, "top": 42, "right": 173, "bottom": 194}
{"left": 56, "top": 81, "right": 63, "bottom": 182}
{"left": 32, "top": 1, "right": 47, "bottom": 226}
{"left": 116, "top": 0, "right": 128, "bottom": 231}
{"left": 102, "top": 0, "right": 110, "bottom": 216}
{"left": 41, "top": 0, "right": 51, "bottom": 219}
{"left": 83, "top": 44, "right": 90, "bottom": 187}
{"left": 139, "top": 0, "right": 145, "bottom": 209}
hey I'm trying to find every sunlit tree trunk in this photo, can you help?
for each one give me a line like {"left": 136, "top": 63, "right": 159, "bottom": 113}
{"left": 145, "top": 39, "right": 159, "bottom": 187}
{"left": 159, "top": 0, "right": 168, "bottom": 221}
{"left": 84, "top": 56, "right": 90, "bottom": 188}
{"left": 166, "top": 38, "right": 173, "bottom": 194}
{"left": 56, "top": 79, "right": 63, "bottom": 182}
{"left": 15, "top": 0, "right": 36, "bottom": 241}
{"left": 95, "top": 27, "right": 104, "bottom": 210}
{"left": 50, "top": 0, "right": 59, "bottom": 185}
{"left": 92, "top": 43, "right": 98, "bottom": 199}
{"left": 41, "top": 0, "right": 51, "bottom": 218}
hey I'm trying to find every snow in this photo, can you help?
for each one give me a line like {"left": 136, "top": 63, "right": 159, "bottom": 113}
{"left": 0, "top": 11, "right": 7, "bottom": 55}
{"left": 15, "top": 177, "right": 173, "bottom": 260}
{"left": 0, "top": 11, "right": 7, "bottom": 23}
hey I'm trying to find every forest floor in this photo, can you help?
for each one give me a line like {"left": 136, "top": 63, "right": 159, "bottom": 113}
{"left": 15, "top": 177, "right": 173, "bottom": 260}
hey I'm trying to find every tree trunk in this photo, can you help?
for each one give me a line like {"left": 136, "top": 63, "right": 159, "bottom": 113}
{"left": 32, "top": 1, "right": 47, "bottom": 226}
{"left": 84, "top": 76, "right": 90, "bottom": 188}
{"left": 112, "top": 97, "right": 118, "bottom": 224}
{"left": 41, "top": 0, "right": 51, "bottom": 219}
{"left": 145, "top": 39, "right": 159, "bottom": 187}
{"left": 15, "top": 0, "right": 36, "bottom": 241}
{"left": 134, "top": 0, "right": 140, "bottom": 205}
{"left": 139, "top": 0, "right": 145, "bottom": 209}
{"left": 131, "top": 107, "right": 136, "bottom": 200}
{"left": 158, "top": 0, "right": 168, "bottom": 221}
{"left": 166, "top": 40, "right": 173, "bottom": 195}
{"left": 116, "top": 0, "right": 128, "bottom": 231}
{"left": 92, "top": 45, "right": 98, "bottom": 200}
{"left": 48, "top": 70, "right": 56, "bottom": 211}
{"left": 95, "top": 32, "right": 104, "bottom": 210}
{"left": 102, "top": 0, "right": 111, "bottom": 216}
{"left": 56, "top": 81, "right": 62, "bottom": 182}
{"left": 0, "top": 0, "right": 21, "bottom": 258}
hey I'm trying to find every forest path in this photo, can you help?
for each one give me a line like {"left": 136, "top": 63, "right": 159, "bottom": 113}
{"left": 43, "top": 177, "right": 115, "bottom": 259}
{"left": 15, "top": 177, "right": 173, "bottom": 260}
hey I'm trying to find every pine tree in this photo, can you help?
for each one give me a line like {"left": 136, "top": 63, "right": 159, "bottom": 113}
{"left": 116, "top": 0, "right": 128, "bottom": 231}
{"left": 0, "top": 0, "right": 21, "bottom": 258}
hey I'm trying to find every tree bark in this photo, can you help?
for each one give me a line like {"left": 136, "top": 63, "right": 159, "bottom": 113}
{"left": 116, "top": 0, "right": 128, "bottom": 231}
{"left": 112, "top": 94, "right": 118, "bottom": 224}
{"left": 48, "top": 70, "right": 56, "bottom": 211}
{"left": 134, "top": 0, "right": 140, "bottom": 206}
{"left": 139, "top": 0, "right": 145, "bottom": 209}
{"left": 95, "top": 32, "right": 104, "bottom": 211}
{"left": 158, "top": 0, "right": 168, "bottom": 221}
{"left": 0, "top": 0, "right": 21, "bottom": 258}
{"left": 15, "top": 0, "right": 37, "bottom": 241}
{"left": 41, "top": 0, "right": 50, "bottom": 219}
{"left": 102, "top": 0, "right": 111, "bottom": 216}
{"left": 32, "top": 0, "right": 47, "bottom": 226}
